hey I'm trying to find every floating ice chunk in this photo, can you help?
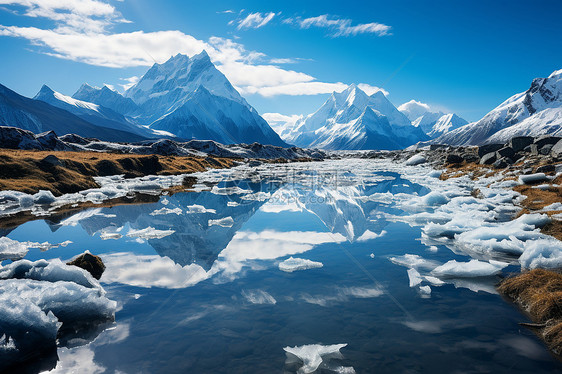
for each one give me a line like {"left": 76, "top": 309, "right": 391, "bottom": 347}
{"left": 519, "top": 239, "right": 562, "bottom": 269}
{"left": 227, "top": 201, "right": 239, "bottom": 207}
{"left": 431, "top": 259, "right": 507, "bottom": 278}
{"left": 126, "top": 227, "right": 175, "bottom": 240}
{"left": 100, "top": 231, "right": 123, "bottom": 240}
{"left": 279, "top": 257, "right": 323, "bottom": 272}
{"left": 419, "top": 285, "right": 432, "bottom": 296}
{"left": 33, "top": 190, "right": 56, "bottom": 205}
{"left": 519, "top": 173, "right": 548, "bottom": 185}
{"left": 389, "top": 254, "right": 440, "bottom": 271}
{"left": 0, "top": 237, "right": 34, "bottom": 261}
{"left": 428, "top": 170, "right": 442, "bottom": 178}
{"left": 284, "top": 343, "right": 347, "bottom": 374}
{"left": 422, "top": 192, "right": 449, "bottom": 206}
{"left": 0, "top": 278, "right": 116, "bottom": 324}
{"left": 185, "top": 204, "right": 216, "bottom": 214}
{"left": 208, "top": 217, "right": 234, "bottom": 227}
{"left": 241, "top": 289, "right": 276, "bottom": 305}
{"left": 0, "top": 258, "right": 101, "bottom": 290}
{"left": 407, "top": 268, "right": 423, "bottom": 287}
{"left": 405, "top": 154, "right": 426, "bottom": 166}
{"left": 423, "top": 275, "right": 445, "bottom": 286}
{"left": 150, "top": 207, "right": 183, "bottom": 216}
{"left": 369, "top": 253, "right": 375, "bottom": 258}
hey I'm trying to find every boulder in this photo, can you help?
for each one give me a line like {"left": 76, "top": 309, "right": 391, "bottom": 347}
{"left": 493, "top": 158, "right": 508, "bottom": 169}
{"left": 496, "top": 147, "right": 515, "bottom": 160}
{"left": 478, "top": 143, "right": 503, "bottom": 157}
{"left": 536, "top": 164, "right": 555, "bottom": 173}
{"left": 534, "top": 135, "right": 562, "bottom": 149}
{"left": 430, "top": 144, "right": 447, "bottom": 151}
{"left": 67, "top": 251, "right": 105, "bottom": 280}
{"left": 519, "top": 173, "right": 548, "bottom": 185}
{"left": 552, "top": 139, "right": 562, "bottom": 158}
{"left": 509, "top": 136, "right": 534, "bottom": 152}
{"left": 540, "top": 144, "right": 554, "bottom": 155}
{"left": 445, "top": 154, "right": 464, "bottom": 164}
{"left": 39, "top": 154, "right": 65, "bottom": 168}
{"left": 479, "top": 152, "right": 497, "bottom": 165}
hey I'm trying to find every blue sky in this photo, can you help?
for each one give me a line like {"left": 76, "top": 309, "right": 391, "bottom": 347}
{"left": 0, "top": 0, "right": 560, "bottom": 122}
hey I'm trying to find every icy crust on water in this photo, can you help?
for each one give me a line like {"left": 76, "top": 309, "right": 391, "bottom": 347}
{"left": 279, "top": 257, "right": 324, "bottom": 272}
{"left": 376, "top": 157, "right": 562, "bottom": 271}
{"left": 284, "top": 343, "right": 353, "bottom": 374}
{"left": 0, "top": 259, "right": 116, "bottom": 368}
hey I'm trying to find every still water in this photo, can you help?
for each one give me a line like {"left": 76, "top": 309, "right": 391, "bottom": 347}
{"left": 5, "top": 160, "right": 562, "bottom": 373}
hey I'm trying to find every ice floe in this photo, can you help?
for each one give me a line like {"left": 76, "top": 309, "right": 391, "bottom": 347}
{"left": 150, "top": 207, "right": 183, "bottom": 216}
{"left": 284, "top": 343, "right": 352, "bottom": 374}
{"left": 185, "top": 204, "right": 216, "bottom": 214}
{"left": 431, "top": 259, "right": 508, "bottom": 278}
{"left": 208, "top": 216, "right": 234, "bottom": 227}
{"left": 126, "top": 227, "right": 175, "bottom": 240}
{"left": 0, "top": 259, "right": 116, "bottom": 367}
{"left": 279, "top": 257, "right": 323, "bottom": 272}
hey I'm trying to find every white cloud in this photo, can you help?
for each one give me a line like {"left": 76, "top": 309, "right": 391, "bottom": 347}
{"left": 398, "top": 99, "right": 432, "bottom": 121}
{"left": 294, "top": 14, "right": 391, "bottom": 37}
{"left": 0, "top": 4, "right": 388, "bottom": 98}
{"left": 237, "top": 12, "right": 275, "bottom": 30}
{"left": 358, "top": 83, "right": 389, "bottom": 96}
{"left": 262, "top": 113, "right": 302, "bottom": 126}
{"left": 0, "top": 0, "right": 129, "bottom": 33}
{"left": 119, "top": 75, "right": 139, "bottom": 91}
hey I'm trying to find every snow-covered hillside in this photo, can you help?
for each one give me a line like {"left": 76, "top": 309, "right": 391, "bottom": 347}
{"left": 434, "top": 69, "right": 562, "bottom": 145}
{"left": 72, "top": 84, "right": 139, "bottom": 116}
{"left": 398, "top": 100, "right": 468, "bottom": 139}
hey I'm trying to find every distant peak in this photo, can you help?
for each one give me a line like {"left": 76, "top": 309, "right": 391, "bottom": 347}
{"left": 370, "top": 90, "right": 387, "bottom": 99}
{"left": 549, "top": 68, "right": 562, "bottom": 79}
{"left": 34, "top": 84, "right": 54, "bottom": 99}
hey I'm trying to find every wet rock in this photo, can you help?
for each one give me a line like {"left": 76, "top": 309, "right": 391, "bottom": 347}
{"left": 67, "top": 251, "right": 105, "bottom": 280}
{"left": 430, "top": 144, "right": 447, "bottom": 151}
{"left": 509, "top": 136, "right": 534, "bottom": 152}
{"left": 478, "top": 143, "right": 503, "bottom": 157}
{"left": 479, "top": 152, "right": 497, "bottom": 165}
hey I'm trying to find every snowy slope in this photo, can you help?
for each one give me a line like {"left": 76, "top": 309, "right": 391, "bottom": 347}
{"left": 434, "top": 68, "right": 562, "bottom": 145}
{"left": 34, "top": 85, "right": 153, "bottom": 137}
{"left": 426, "top": 113, "right": 468, "bottom": 138}
{"left": 123, "top": 51, "right": 287, "bottom": 147}
{"left": 399, "top": 102, "right": 468, "bottom": 139}
{"left": 286, "top": 84, "right": 426, "bottom": 150}
{"left": 0, "top": 83, "right": 146, "bottom": 142}
{"left": 73, "top": 84, "right": 139, "bottom": 116}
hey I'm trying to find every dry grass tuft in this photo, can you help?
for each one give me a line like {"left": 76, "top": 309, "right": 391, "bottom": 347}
{"left": 499, "top": 269, "right": 562, "bottom": 357}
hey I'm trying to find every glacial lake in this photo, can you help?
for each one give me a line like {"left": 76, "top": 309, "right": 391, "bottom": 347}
{"left": 4, "top": 159, "right": 562, "bottom": 373}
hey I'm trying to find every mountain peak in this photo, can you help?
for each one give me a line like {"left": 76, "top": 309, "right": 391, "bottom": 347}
{"left": 34, "top": 84, "right": 55, "bottom": 100}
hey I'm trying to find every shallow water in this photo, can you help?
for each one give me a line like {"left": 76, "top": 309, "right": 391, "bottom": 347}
{"left": 4, "top": 159, "right": 562, "bottom": 373}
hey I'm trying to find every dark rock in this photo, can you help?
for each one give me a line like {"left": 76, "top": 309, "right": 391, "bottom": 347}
{"left": 67, "top": 252, "right": 105, "bottom": 280}
{"left": 522, "top": 168, "right": 534, "bottom": 175}
{"left": 540, "top": 144, "right": 554, "bottom": 155}
{"left": 430, "top": 144, "right": 447, "bottom": 151}
{"left": 478, "top": 143, "right": 503, "bottom": 157}
{"left": 445, "top": 154, "right": 464, "bottom": 164}
{"left": 480, "top": 152, "right": 497, "bottom": 165}
{"left": 496, "top": 147, "right": 515, "bottom": 160}
{"left": 551, "top": 139, "right": 562, "bottom": 158}
{"left": 493, "top": 158, "right": 508, "bottom": 169}
{"left": 509, "top": 136, "right": 534, "bottom": 152}
{"left": 523, "top": 145, "right": 533, "bottom": 153}
{"left": 534, "top": 135, "right": 562, "bottom": 148}
{"left": 530, "top": 144, "right": 539, "bottom": 155}
{"left": 182, "top": 175, "right": 197, "bottom": 187}
{"left": 555, "top": 164, "right": 562, "bottom": 174}
{"left": 461, "top": 152, "right": 479, "bottom": 163}
{"left": 536, "top": 164, "right": 555, "bottom": 173}
{"left": 39, "top": 154, "right": 65, "bottom": 168}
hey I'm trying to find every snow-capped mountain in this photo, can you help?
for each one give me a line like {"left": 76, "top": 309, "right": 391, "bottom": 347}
{"left": 434, "top": 68, "right": 562, "bottom": 145}
{"left": 398, "top": 100, "right": 468, "bottom": 139}
{"left": 122, "top": 51, "right": 287, "bottom": 146}
{"left": 284, "top": 84, "right": 426, "bottom": 150}
{"left": 72, "top": 84, "right": 139, "bottom": 116}
{"left": 0, "top": 83, "right": 145, "bottom": 142}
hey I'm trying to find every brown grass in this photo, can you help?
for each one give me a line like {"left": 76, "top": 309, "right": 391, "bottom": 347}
{"left": 0, "top": 149, "right": 236, "bottom": 196}
{"left": 499, "top": 269, "right": 562, "bottom": 355}
{"left": 439, "top": 162, "right": 495, "bottom": 181}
